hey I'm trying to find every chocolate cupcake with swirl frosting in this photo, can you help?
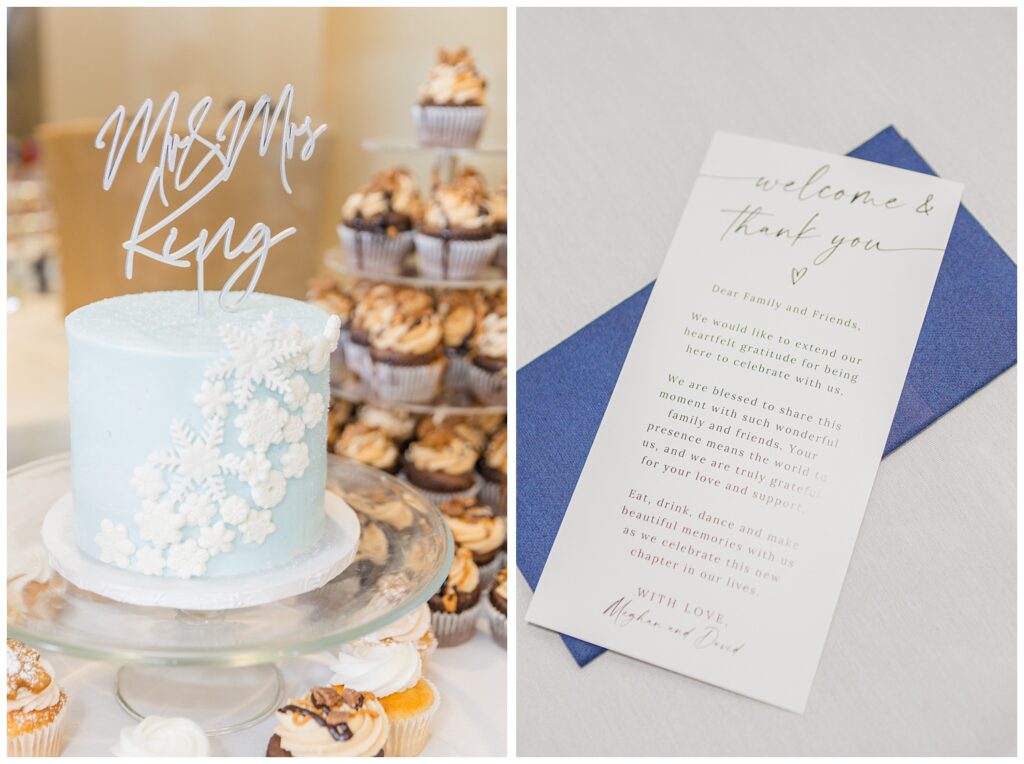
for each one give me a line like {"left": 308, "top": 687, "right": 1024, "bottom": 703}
{"left": 403, "top": 429, "right": 481, "bottom": 506}
{"left": 368, "top": 305, "right": 446, "bottom": 404}
{"left": 440, "top": 497, "right": 506, "bottom": 586}
{"left": 466, "top": 301, "right": 507, "bottom": 404}
{"left": 412, "top": 47, "right": 487, "bottom": 149}
{"left": 333, "top": 423, "right": 400, "bottom": 474}
{"left": 338, "top": 167, "right": 423, "bottom": 274}
{"left": 414, "top": 183, "right": 497, "bottom": 280}
{"left": 485, "top": 566, "right": 507, "bottom": 648}
{"left": 477, "top": 425, "right": 507, "bottom": 514}
{"left": 267, "top": 685, "right": 388, "bottom": 757}
{"left": 427, "top": 547, "right": 483, "bottom": 647}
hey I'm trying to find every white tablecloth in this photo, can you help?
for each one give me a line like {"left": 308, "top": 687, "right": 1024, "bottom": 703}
{"left": 516, "top": 7, "right": 1015, "bottom": 756}
{"left": 51, "top": 620, "right": 506, "bottom": 756}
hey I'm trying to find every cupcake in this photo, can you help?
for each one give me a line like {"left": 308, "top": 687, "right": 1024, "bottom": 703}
{"left": 440, "top": 497, "right": 507, "bottom": 586}
{"left": 267, "top": 686, "right": 388, "bottom": 757}
{"left": 416, "top": 414, "right": 487, "bottom": 453}
{"left": 428, "top": 548, "right": 483, "bottom": 646}
{"left": 466, "top": 305, "right": 508, "bottom": 404}
{"left": 356, "top": 404, "right": 418, "bottom": 445}
{"left": 478, "top": 425, "right": 507, "bottom": 513}
{"left": 334, "top": 423, "right": 400, "bottom": 474}
{"left": 326, "top": 398, "right": 356, "bottom": 451}
{"left": 344, "top": 284, "right": 398, "bottom": 379}
{"left": 415, "top": 184, "right": 497, "bottom": 280}
{"left": 404, "top": 428, "right": 481, "bottom": 505}
{"left": 345, "top": 488, "right": 415, "bottom": 532}
{"left": 338, "top": 167, "right": 422, "bottom": 274}
{"left": 437, "top": 291, "right": 478, "bottom": 391}
{"left": 353, "top": 515, "right": 391, "bottom": 584}
{"left": 412, "top": 47, "right": 487, "bottom": 148}
{"left": 112, "top": 716, "right": 210, "bottom": 756}
{"left": 364, "top": 603, "right": 438, "bottom": 663}
{"left": 489, "top": 183, "right": 507, "bottom": 268}
{"left": 7, "top": 640, "right": 68, "bottom": 757}
{"left": 486, "top": 566, "right": 507, "bottom": 648}
{"left": 368, "top": 306, "right": 446, "bottom": 404}
{"left": 329, "top": 641, "right": 438, "bottom": 757}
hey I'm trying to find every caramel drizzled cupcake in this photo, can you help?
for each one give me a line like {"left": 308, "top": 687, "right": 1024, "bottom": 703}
{"left": 440, "top": 497, "right": 506, "bottom": 586}
{"left": 344, "top": 284, "right": 398, "bottom": 379}
{"left": 478, "top": 424, "right": 507, "bottom": 513}
{"left": 416, "top": 414, "right": 487, "bottom": 453}
{"left": 334, "top": 423, "right": 400, "bottom": 474}
{"left": 489, "top": 182, "right": 508, "bottom": 268}
{"left": 466, "top": 302, "right": 508, "bottom": 404}
{"left": 412, "top": 47, "right": 487, "bottom": 148}
{"left": 356, "top": 404, "right": 418, "bottom": 445}
{"left": 368, "top": 302, "right": 446, "bottom": 403}
{"left": 7, "top": 640, "right": 68, "bottom": 757}
{"left": 486, "top": 566, "right": 507, "bottom": 648}
{"left": 415, "top": 183, "right": 497, "bottom": 280}
{"left": 338, "top": 167, "right": 423, "bottom": 274}
{"left": 267, "top": 685, "right": 388, "bottom": 757}
{"left": 404, "top": 429, "right": 481, "bottom": 505}
{"left": 427, "top": 548, "right": 482, "bottom": 646}
{"left": 437, "top": 290, "right": 478, "bottom": 390}
{"left": 364, "top": 603, "right": 438, "bottom": 663}
{"left": 326, "top": 398, "right": 355, "bottom": 451}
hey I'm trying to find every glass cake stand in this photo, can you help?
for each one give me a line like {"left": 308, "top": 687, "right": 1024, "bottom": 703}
{"left": 7, "top": 453, "right": 454, "bottom": 735}
{"left": 324, "top": 247, "right": 507, "bottom": 290}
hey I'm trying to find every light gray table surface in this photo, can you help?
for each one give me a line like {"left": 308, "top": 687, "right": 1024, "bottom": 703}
{"left": 515, "top": 8, "right": 1016, "bottom": 756}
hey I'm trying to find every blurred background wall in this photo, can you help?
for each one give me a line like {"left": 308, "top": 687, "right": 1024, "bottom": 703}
{"left": 8, "top": 6, "right": 507, "bottom": 310}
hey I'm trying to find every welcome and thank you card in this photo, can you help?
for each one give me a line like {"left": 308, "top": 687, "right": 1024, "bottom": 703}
{"left": 526, "top": 133, "right": 963, "bottom": 712}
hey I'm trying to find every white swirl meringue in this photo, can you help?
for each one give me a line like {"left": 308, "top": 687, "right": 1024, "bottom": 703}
{"left": 111, "top": 716, "right": 211, "bottom": 757}
{"left": 329, "top": 640, "right": 421, "bottom": 697}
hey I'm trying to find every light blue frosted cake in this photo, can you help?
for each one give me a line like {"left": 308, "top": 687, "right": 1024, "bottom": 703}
{"left": 65, "top": 291, "right": 341, "bottom": 579}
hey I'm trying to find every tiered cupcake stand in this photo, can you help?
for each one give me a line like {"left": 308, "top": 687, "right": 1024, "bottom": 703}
{"left": 327, "top": 136, "right": 508, "bottom": 502}
{"left": 7, "top": 453, "right": 453, "bottom": 737}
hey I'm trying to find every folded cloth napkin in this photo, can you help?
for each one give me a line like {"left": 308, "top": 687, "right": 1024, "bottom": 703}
{"left": 518, "top": 126, "right": 1017, "bottom": 666}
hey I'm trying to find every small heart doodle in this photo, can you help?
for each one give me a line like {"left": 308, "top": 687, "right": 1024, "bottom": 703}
{"left": 791, "top": 267, "right": 808, "bottom": 285}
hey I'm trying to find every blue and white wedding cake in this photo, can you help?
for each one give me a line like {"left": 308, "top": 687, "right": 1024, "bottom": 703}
{"left": 65, "top": 291, "right": 341, "bottom": 579}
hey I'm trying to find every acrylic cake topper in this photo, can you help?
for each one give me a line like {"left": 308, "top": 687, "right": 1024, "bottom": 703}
{"left": 95, "top": 84, "right": 327, "bottom": 313}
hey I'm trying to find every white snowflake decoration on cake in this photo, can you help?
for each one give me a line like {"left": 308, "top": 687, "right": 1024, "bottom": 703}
{"left": 95, "top": 520, "right": 135, "bottom": 569}
{"left": 101, "top": 311, "right": 340, "bottom": 578}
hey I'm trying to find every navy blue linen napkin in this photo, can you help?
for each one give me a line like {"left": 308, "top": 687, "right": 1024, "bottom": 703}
{"left": 517, "top": 126, "right": 1017, "bottom": 666}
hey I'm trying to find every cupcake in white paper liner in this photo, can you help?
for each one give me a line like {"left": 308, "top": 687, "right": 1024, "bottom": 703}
{"left": 427, "top": 548, "right": 483, "bottom": 647}
{"left": 466, "top": 360, "right": 507, "bottom": 404}
{"left": 7, "top": 641, "right": 68, "bottom": 757}
{"left": 337, "top": 225, "right": 415, "bottom": 275}
{"left": 414, "top": 232, "right": 497, "bottom": 280}
{"left": 370, "top": 356, "right": 446, "bottom": 403}
{"left": 337, "top": 167, "right": 422, "bottom": 274}
{"left": 485, "top": 567, "right": 508, "bottom": 649}
{"left": 380, "top": 678, "right": 441, "bottom": 757}
{"left": 412, "top": 104, "right": 487, "bottom": 148}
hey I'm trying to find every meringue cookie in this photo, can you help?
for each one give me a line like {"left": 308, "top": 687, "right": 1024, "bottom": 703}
{"left": 112, "top": 716, "right": 210, "bottom": 757}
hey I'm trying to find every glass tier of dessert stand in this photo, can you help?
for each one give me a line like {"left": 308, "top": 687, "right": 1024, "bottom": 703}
{"left": 7, "top": 453, "right": 454, "bottom": 735}
{"left": 325, "top": 250, "right": 508, "bottom": 421}
{"left": 360, "top": 138, "right": 506, "bottom": 185}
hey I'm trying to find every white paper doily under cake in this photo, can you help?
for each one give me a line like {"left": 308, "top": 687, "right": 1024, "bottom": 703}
{"left": 41, "top": 491, "right": 360, "bottom": 610}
